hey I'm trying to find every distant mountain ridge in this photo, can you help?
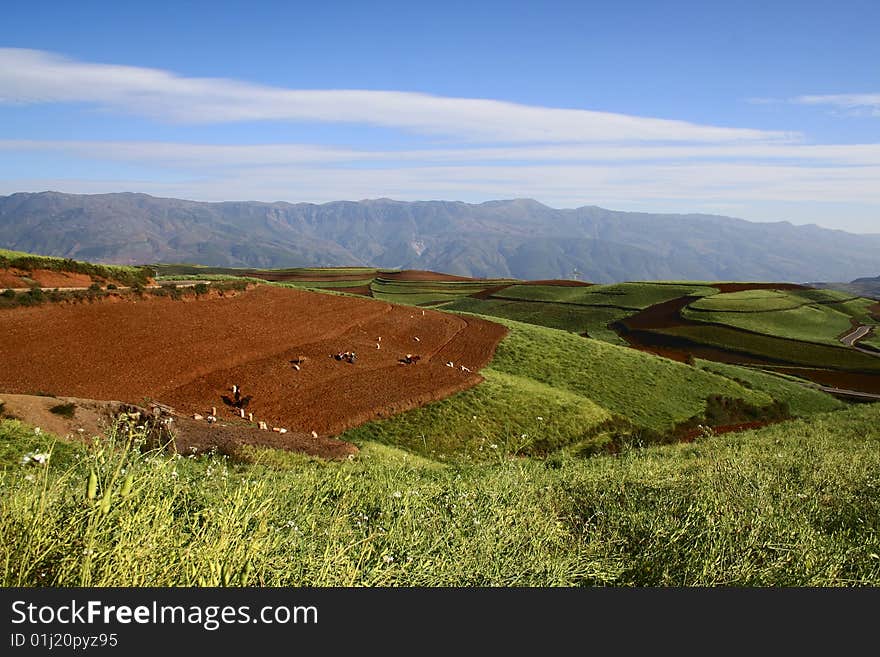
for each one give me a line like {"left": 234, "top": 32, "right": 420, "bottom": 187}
{"left": 813, "top": 275, "right": 880, "bottom": 300}
{"left": 1, "top": 191, "right": 878, "bottom": 283}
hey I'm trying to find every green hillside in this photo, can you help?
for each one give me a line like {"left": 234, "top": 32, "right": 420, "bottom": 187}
{"left": 3, "top": 401, "right": 878, "bottom": 586}
{"left": 491, "top": 281, "right": 717, "bottom": 309}
{"left": 441, "top": 297, "right": 630, "bottom": 344}
{"left": 345, "top": 316, "right": 845, "bottom": 459}
{"left": 694, "top": 360, "right": 845, "bottom": 415}
{"left": 684, "top": 289, "right": 878, "bottom": 347}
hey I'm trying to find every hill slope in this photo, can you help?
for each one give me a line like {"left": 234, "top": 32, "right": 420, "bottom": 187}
{"left": 2, "top": 191, "right": 879, "bottom": 282}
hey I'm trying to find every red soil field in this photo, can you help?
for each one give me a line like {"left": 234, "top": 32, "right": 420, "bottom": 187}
{"left": 242, "top": 271, "right": 373, "bottom": 282}
{"left": 378, "top": 270, "right": 478, "bottom": 282}
{"left": 0, "top": 286, "right": 507, "bottom": 449}
{"left": 0, "top": 268, "right": 100, "bottom": 288}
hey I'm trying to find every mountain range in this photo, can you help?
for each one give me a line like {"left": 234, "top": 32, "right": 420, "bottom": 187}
{"left": 0, "top": 191, "right": 877, "bottom": 283}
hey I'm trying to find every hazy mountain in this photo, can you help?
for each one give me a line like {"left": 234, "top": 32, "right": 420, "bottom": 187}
{"left": 1, "top": 191, "right": 878, "bottom": 283}
{"left": 812, "top": 275, "right": 880, "bottom": 300}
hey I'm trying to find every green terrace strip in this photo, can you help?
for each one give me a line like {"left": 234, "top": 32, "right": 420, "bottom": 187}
{"left": 654, "top": 324, "right": 880, "bottom": 372}
{"left": 693, "top": 360, "right": 845, "bottom": 416}
{"left": 2, "top": 402, "right": 879, "bottom": 586}
{"left": 369, "top": 278, "right": 515, "bottom": 306}
{"left": 684, "top": 302, "right": 858, "bottom": 347}
{"left": 440, "top": 297, "right": 630, "bottom": 344}
{"left": 0, "top": 249, "right": 153, "bottom": 287}
{"left": 491, "top": 282, "right": 717, "bottom": 309}
{"left": 684, "top": 289, "right": 879, "bottom": 347}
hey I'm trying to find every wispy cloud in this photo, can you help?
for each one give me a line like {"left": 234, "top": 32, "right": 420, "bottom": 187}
{"left": 750, "top": 93, "right": 880, "bottom": 117}
{"left": 792, "top": 93, "right": 880, "bottom": 117}
{"left": 5, "top": 139, "right": 880, "bottom": 167}
{"left": 0, "top": 48, "right": 794, "bottom": 143}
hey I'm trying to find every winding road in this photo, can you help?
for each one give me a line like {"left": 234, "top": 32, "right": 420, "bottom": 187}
{"left": 839, "top": 324, "right": 879, "bottom": 357}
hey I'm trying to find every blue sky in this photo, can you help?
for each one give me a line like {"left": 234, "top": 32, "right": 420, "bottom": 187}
{"left": 1, "top": 0, "right": 878, "bottom": 232}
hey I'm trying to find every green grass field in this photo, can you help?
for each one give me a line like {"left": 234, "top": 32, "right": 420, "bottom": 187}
{"left": 689, "top": 289, "right": 807, "bottom": 312}
{"left": 2, "top": 401, "right": 878, "bottom": 586}
{"left": 370, "top": 278, "right": 513, "bottom": 306}
{"left": 441, "top": 297, "right": 630, "bottom": 344}
{"left": 2, "top": 263, "right": 876, "bottom": 587}
{"left": 694, "top": 360, "right": 845, "bottom": 416}
{"left": 481, "top": 317, "right": 777, "bottom": 431}
{"left": 683, "top": 303, "right": 856, "bottom": 346}
{"left": 344, "top": 314, "right": 848, "bottom": 457}
{"left": 684, "top": 289, "right": 878, "bottom": 347}
{"left": 492, "top": 282, "right": 717, "bottom": 309}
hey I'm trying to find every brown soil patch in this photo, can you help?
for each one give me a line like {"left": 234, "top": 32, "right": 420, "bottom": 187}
{"left": 0, "top": 267, "right": 101, "bottom": 289}
{"left": 770, "top": 368, "right": 880, "bottom": 396}
{"left": 0, "top": 285, "right": 507, "bottom": 454}
{"left": 242, "top": 271, "right": 373, "bottom": 282}
{"left": 621, "top": 295, "right": 697, "bottom": 331}
{"left": 870, "top": 303, "right": 880, "bottom": 321}
{"left": 379, "top": 270, "right": 478, "bottom": 282}
{"left": 0, "top": 393, "right": 130, "bottom": 441}
{"left": 680, "top": 420, "right": 774, "bottom": 443}
{"left": 168, "top": 415, "right": 359, "bottom": 460}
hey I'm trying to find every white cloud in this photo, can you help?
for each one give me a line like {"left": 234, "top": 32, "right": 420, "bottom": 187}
{"left": 4, "top": 139, "right": 880, "bottom": 167}
{"left": 792, "top": 93, "right": 880, "bottom": 117}
{"left": 0, "top": 48, "right": 794, "bottom": 143}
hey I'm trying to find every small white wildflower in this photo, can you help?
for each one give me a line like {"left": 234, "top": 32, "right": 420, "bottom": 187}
{"left": 383, "top": 554, "right": 395, "bottom": 564}
{"left": 472, "top": 415, "right": 477, "bottom": 420}
{"left": 391, "top": 491, "right": 403, "bottom": 499}
{"left": 536, "top": 416, "right": 544, "bottom": 421}
{"left": 489, "top": 443, "right": 498, "bottom": 450}
{"left": 33, "top": 427, "right": 41, "bottom": 435}
{"left": 24, "top": 474, "right": 35, "bottom": 482}
{"left": 520, "top": 433, "right": 528, "bottom": 439}
{"left": 20, "top": 451, "right": 50, "bottom": 466}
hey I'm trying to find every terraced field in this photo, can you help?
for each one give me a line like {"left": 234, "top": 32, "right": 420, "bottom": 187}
{"left": 440, "top": 297, "right": 631, "bottom": 344}
{"left": 489, "top": 281, "right": 717, "bottom": 309}
{"left": 683, "top": 289, "right": 878, "bottom": 347}
{"left": 343, "top": 316, "right": 833, "bottom": 458}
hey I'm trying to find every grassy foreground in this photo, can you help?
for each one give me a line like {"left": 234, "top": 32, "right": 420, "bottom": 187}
{"left": 2, "top": 401, "right": 878, "bottom": 587}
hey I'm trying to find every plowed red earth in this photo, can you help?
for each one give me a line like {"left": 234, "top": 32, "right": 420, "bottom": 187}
{"left": 379, "top": 270, "right": 478, "bottom": 282}
{"left": 0, "top": 268, "right": 101, "bottom": 288}
{"left": 0, "top": 286, "right": 508, "bottom": 453}
{"left": 243, "top": 272, "right": 373, "bottom": 282}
